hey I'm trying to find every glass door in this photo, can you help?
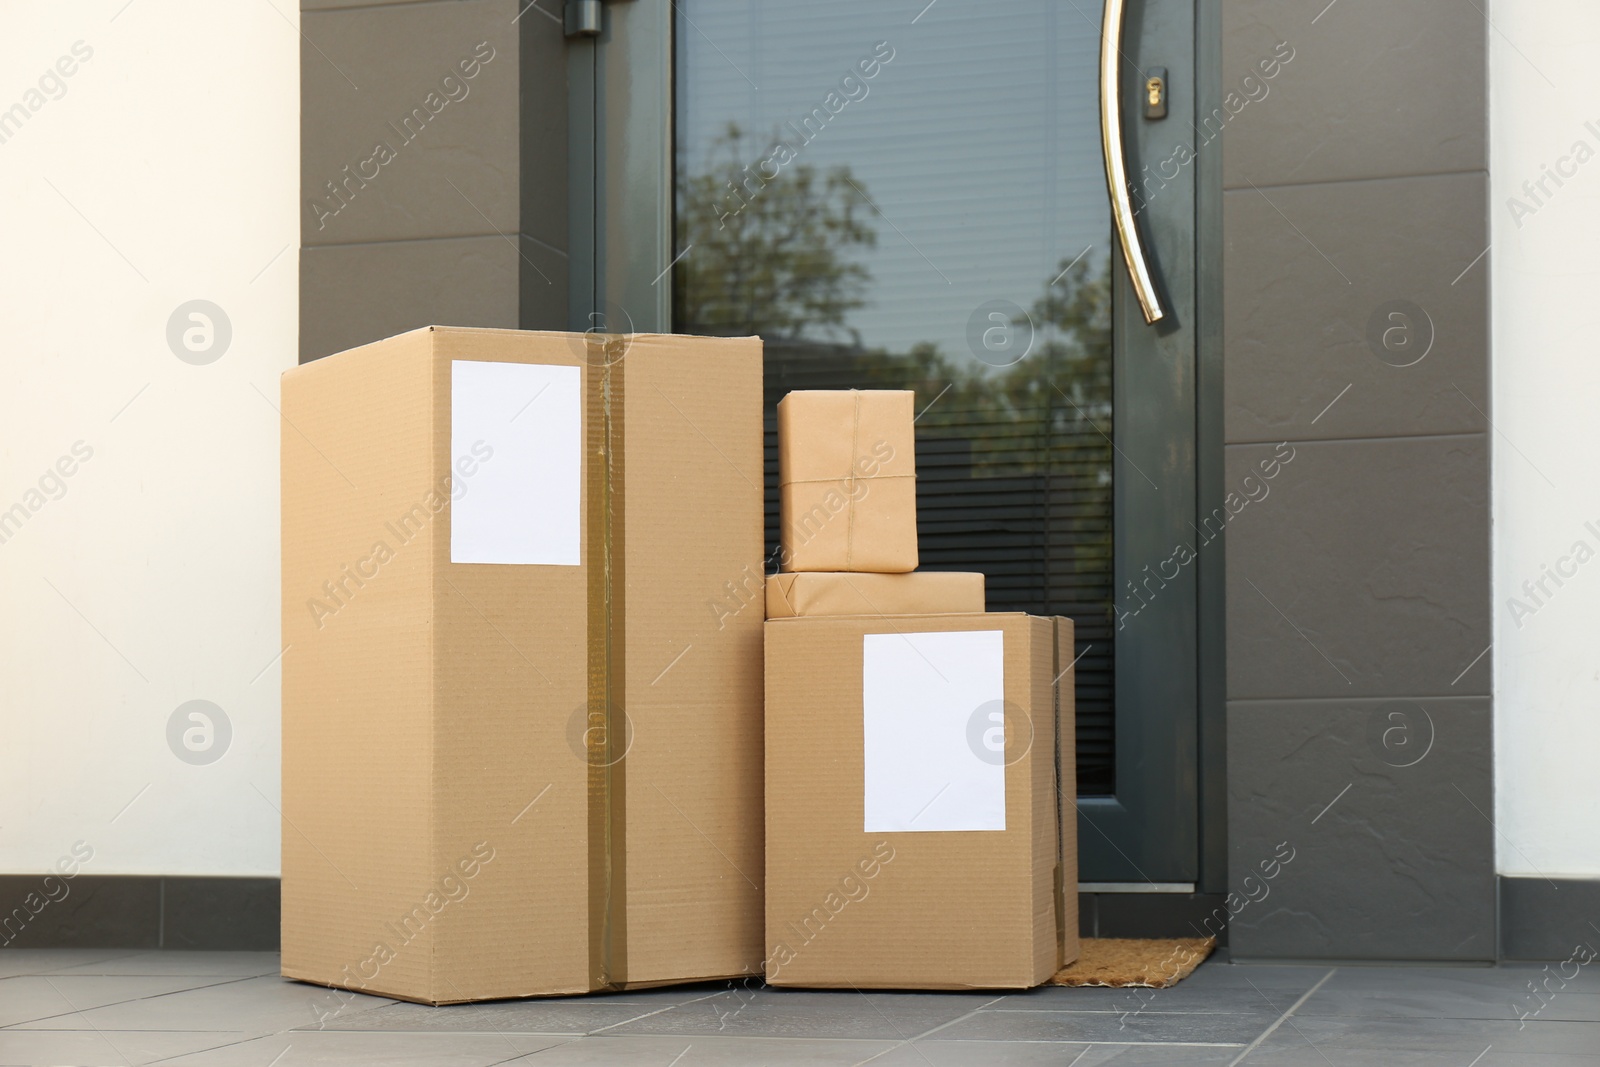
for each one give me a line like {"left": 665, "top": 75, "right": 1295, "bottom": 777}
{"left": 572, "top": 0, "right": 1205, "bottom": 885}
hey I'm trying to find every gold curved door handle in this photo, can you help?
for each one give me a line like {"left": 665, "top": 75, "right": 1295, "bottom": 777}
{"left": 1100, "top": 0, "right": 1166, "bottom": 324}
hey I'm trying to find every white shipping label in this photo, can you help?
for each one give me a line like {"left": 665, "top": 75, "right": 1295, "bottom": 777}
{"left": 862, "top": 629, "right": 1006, "bottom": 832}
{"left": 450, "top": 360, "right": 582, "bottom": 566}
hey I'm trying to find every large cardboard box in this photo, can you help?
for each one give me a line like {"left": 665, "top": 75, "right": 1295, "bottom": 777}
{"left": 778, "top": 390, "right": 918, "bottom": 573}
{"left": 280, "top": 326, "right": 765, "bottom": 1003}
{"left": 765, "top": 571, "right": 985, "bottom": 619}
{"left": 763, "top": 612, "right": 1077, "bottom": 989}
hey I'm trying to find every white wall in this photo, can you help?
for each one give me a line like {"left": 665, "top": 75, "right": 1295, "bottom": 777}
{"left": 1, "top": 0, "right": 1590, "bottom": 886}
{"left": 0, "top": 1, "right": 295, "bottom": 875}
{"left": 1492, "top": 1, "right": 1600, "bottom": 878}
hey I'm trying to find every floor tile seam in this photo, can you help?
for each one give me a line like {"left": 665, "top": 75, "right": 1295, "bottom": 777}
{"left": 284, "top": 1029, "right": 930, "bottom": 1041}
{"left": 1227, "top": 968, "right": 1338, "bottom": 1067}
{"left": 142, "top": 1029, "right": 290, "bottom": 1066}
{"left": 15, "top": 950, "right": 148, "bottom": 977}
{"left": 583, "top": 987, "right": 749, "bottom": 1036}
{"left": 0, "top": 973, "right": 265, "bottom": 1032}
{"left": 847, "top": 993, "right": 1012, "bottom": 1065}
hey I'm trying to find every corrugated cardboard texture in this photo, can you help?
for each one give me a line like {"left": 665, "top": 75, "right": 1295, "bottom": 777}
{"left": 763, "top": 613, "right": 1070, "bottom": 989}
{"left": 282, "top": 329, "right": 440, "bottom": 1001}
{"left": 1052, "top": 616, "right": 1080, "bottom": 973}
{"left": 282, "top": 327, "right": 763, "bottom": 1003}
{"left": 777, "top": 390, "right": 917, "bottom": 573}
{"left": 613, "top": 336, "right": 765, "bottom": 984}
{"left": 764, "top": 572, "right": 985, "bottom": 619}
{"left": 426, "top": 329, "right": 593, "bottom": 1002}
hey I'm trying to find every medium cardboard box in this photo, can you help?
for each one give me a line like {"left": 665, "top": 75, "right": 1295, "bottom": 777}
{"left": 765, "top": 571, "right": 985, "bottom": 619}
{"left": 280, "top": 326, "right": 765, "bottom": 1004}
{"left": 763, "top": 612, "right": 1078, "bottom": 989}
{"left": 778, "top": 390, "right": 918, "bottom": 573}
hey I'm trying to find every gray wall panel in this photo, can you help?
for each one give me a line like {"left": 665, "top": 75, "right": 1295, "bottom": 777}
{"left": 1223, "top": 173, "right": 1489, "bottom": 443}
{"left": 301, "top": 0, "right": 523, "bottom": 248}
{"left": 300, "top": 236, "right": 530, "bottom": 361}
{"left": 1227, "top": 697, "right": 1494, "bottom": 961}
{"left": 299, "top": 0, "right": 568, "bottom": 361}
{"left": 1222, "top": 0, "right": 1488, "bottom": 188}
{"left": 1221, "top": 0, "right": 1492, "bottom": 959}
{"left": 1224, "top": 435, "right": 1490, "bottom": 701}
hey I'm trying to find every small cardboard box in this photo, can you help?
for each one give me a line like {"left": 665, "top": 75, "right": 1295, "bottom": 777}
{"left": 280, "top": 326, "right": 765, "bottom": 1004}
{"left": 765, "top": 571, "right": 985, "bottom": 619}
{"left": 778, "top": 390, "right": 918, "bottom": 573}
{"left": 763, "top": 612, "right": 1077, "bottom": 989}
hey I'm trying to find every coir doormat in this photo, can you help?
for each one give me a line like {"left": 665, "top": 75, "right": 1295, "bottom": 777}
{"left": 1049, "top": 937, "right": 1216, "bottom": 988}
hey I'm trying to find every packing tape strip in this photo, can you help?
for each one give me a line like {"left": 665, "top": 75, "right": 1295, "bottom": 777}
{"left": 1052, "top": 617, "right": 1067, "bottom": 964}
{"left": 846, "top": 391, "right": 860, "bottom": 568}
{"left": 781, "top": 474, "right": 917, "bottom": 484}
{"left": 584, "top": 351, "right": 628, "bottom": 991}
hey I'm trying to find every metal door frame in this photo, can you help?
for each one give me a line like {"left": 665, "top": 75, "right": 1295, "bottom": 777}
{"left": 568, "top": 0, "right": 1226, "bottom": 892}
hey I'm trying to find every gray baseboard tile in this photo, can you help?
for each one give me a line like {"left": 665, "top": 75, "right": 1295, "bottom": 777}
{"left": 21, "top": 877, "right": 1594, "bottom": 959}
{"left": 1500, "top": 876, "right": 1600, "bottom": 961}
{"left": 162, "top": 877, "right": 281, "bottom": 951}
{"left": 0, "top": 876, "right": 278, "bottom": 951}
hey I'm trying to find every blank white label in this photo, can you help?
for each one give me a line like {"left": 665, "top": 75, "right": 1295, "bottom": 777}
{"left": 862, "top": 630, "right": 1006, "bottom": 832}
{"left": 450, "top": 360, "right": 581, "bottom": 566}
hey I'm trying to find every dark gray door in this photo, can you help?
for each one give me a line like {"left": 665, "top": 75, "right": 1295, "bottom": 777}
{"left": 571, "top": 0, "right": 1203, "bottom": 885}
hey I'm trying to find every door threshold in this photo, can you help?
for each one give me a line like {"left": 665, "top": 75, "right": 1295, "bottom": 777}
{"left": 1079, "top": 882, "right": 1197, "bottom": 894}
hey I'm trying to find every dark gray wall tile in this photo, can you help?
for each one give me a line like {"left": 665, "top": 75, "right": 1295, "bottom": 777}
{"left": 161, "top": 878, "right": 280, "bottom": 951}
{"left": 0, "top": 876, "right": 160, "bottom": 950}
{"left": 1224, "top": 435, "right": 1489, "bottom": 700}
{"left": 301, "top": 235, "right": 567, "bottom": 361}
{"left": 1222, "top": 0, "right": 1494, "bottom": 968}
{"left": 1227, "top": 698, "right": 1493, "bottom": 961}
{"left": 1221, "top": 0, "right": 1486, "bottom": 188}
{"left": 1501, "top": 877, "right": 1600, "bottom": 961}
{"left": 302, "top": 0, "right": 524, "bottom": 246}
{"left": 1223, "top": 173, "right": 1488, "bottom": 443}
{"left": 0, "top": 877, "right": 285, "bottom": 950}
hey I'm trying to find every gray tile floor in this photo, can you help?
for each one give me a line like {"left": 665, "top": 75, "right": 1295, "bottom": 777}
{"left": 1, "top": 950, "right": 1597, "bottom": 1066}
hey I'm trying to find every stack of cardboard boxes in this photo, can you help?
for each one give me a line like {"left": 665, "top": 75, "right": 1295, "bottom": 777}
{"left": 764, "top": 390, "right": 1078, "bottom": 988}
{"left": 279, "top": 333, "right": 1074, "bottom": 1003}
